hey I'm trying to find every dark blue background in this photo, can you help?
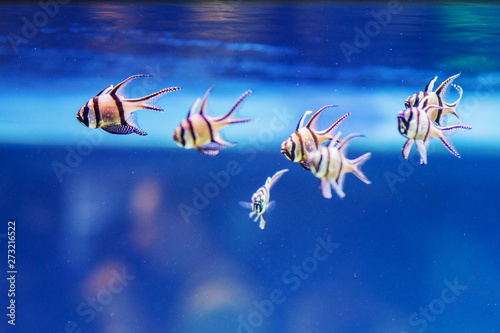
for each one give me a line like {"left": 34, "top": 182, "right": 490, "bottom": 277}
{"left": 1, "top": 2, "right": 499, "bottom": 332}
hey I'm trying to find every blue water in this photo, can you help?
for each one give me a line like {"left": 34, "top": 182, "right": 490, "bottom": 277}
{"left": 1, "top": 2, "right": 499, "bottom": 333}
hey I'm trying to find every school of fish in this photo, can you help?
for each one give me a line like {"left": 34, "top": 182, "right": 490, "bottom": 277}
{"left": 76, "top": 73, "right": 472, "bottom": 229}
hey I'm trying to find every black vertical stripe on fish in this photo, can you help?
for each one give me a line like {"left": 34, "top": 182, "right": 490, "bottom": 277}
{"left": 337, "top": 154, "right": 343, "bottom": 182}
{"left": 296, "top": 131, "right": 305, "bottom": 161}
{"left": 290, "top": 141, "right": 296, "bottom": 161}
{"left": 307, "top": 128, "right": 319, "bottom": 149}
{"left": 82, "top": 101, "right": 90, "bottom": 127}
{"left": 326, "top": 147, "right": 331, "bottom": 178}
{"left": 186, "top": 118, "right": 197, "bottom": 145}
{"left": 109, "top": 91, "right": 127, "bottom": 126}
{"left": 421, "top": 93, "right": 428, "bottom": 107}
{"left": 92, "top": 97, "right": 101, "bottom": 127}
{"left": 406, "top": 109, "right": 413, "bottom": 135}
{"left": 317, "top": 153, "right": 323, "bottom": 173}
{"left": 416, "top": 108, "right": 420, "bottom": 133}
{"left": 435, "top": 95, "right": 444, "bottom": 124}
{"left": 200, "top": 114, "right": 214, "bottom": 143}
{"left": 423, "top": 120, "right": 431, "bottom": 141}
{"left": 179, "top": 126, "right": 186, "bottom": 147}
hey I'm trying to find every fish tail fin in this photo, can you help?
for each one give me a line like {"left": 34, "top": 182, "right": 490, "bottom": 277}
{"left": 217, "top": 89, "right": 253, "bottom": 124}
{"left": 318, "top": 113, "right": 351, "bottom": 141}
{"left": 438, "top": 124, "right": 471, "bottom": 158}
{"left": 349, "top": 152, "right": 372, "bottom": 184}
{"left": 127, "top": 86, "right": 182, "bottom": 112}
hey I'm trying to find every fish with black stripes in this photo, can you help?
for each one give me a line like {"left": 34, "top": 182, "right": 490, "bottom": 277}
{"left": 173, "top": 87, "right": 253, "bottom": 156}
{"left": 398, "top": 96, "right": 472, "bottom": 164}
{"left": 239, "top": 169, "right": 288, "bottom": 229}
{"left": 405, "top": 73, "right": 463, "bottom": 126}
{"left": 76, "top": 75, "right": 181, "bottom": 136}
{"left": 281, "top": 105, "right": 350, "bottom": 170}
{"left": 307, "top": 132, "right": 371, "bottom": 199}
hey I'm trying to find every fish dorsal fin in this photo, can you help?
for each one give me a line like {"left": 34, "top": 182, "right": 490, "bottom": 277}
{"left": 435, "top": 72, "right": 461, "bottom": 96}
{"left": 337, "top": 133, "right": 365, "bottom": 154}
{"left": 266, "top": 168, "right": 289, "bottom": 190}
{"left": 109, "top": 74, "right": 152, "bottom": 97}
{"left": 96, "top": 85, "right": 113, "bottom": 96}
{"left": 217, "top": 89, "right": 253, "bottom": 122}
{"left": 296, "top": 110, "right": 313, "bottom": 131}
{"left": 199, "top": 87, "right": 214, "bottom": 115}
{"left": 305, "top": 105, "right": 336, "bottom": 129}
{"left": 188, "top": 98, "right": 202, "bottom": 118}
{"left": 328, "top": 131, "right": 342, "bottom": 148}
{"left": 424, "top": 76, "right": 438, "bottom": 92}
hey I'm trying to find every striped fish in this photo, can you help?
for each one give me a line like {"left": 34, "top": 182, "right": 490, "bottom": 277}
{"left": 239, "top": 169, "right": 288, "bottom": 229}
{"left": 76, "top": 75, "right": 181, "bottom": 136}
{"left": 405, "top": 73, "right": 463, "bottom": 126}
{"left": 307, "top": 132, "right": 371, "bottom": 199}
{"left": 398, "top": 96, "right": 471, "bottom": 164}
{"left": 281, "top": 105, "right": 350, "bottom": 170}
{"left": 173, "top": 87, "right": 253, "bottom": 156}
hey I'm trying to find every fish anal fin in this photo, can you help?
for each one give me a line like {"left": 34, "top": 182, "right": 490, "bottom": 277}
{"left": 101, "top": 124, "right": 138, "bottom": 135}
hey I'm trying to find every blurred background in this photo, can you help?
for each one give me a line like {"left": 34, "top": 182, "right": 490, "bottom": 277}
{"left": 0, "top": 1, "right": 499, "bottom": 332}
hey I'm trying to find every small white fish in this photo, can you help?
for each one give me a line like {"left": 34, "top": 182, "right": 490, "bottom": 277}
{"left": 307, "top": 132, "right": 371, "bottom": 199}
{"left": 173, "top": 87, "right": 253, "bottom": 156}
{"left": 405, "top": 73, "right": 463, "bottom": 126}
{"left": 281, "top": 105, "right": 350, "bottom": 170}
{"left": 398, "top": 96, "right": 472, "bottom": 164}
{"left": 239, "top": 169, "right": 288, "bottom": 229}
{"left": 76, "top": 75, "right": 181, "bottom": 135}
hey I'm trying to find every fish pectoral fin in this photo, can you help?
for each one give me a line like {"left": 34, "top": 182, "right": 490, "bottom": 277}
{"left": 102, "top": 124, "right": 135, "bottom": 135}
{"left": 320, "top": 179, "right": 332, "bottom": 199}
{"left": 239, "top": 201, "right": 253, "bottom": 210}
